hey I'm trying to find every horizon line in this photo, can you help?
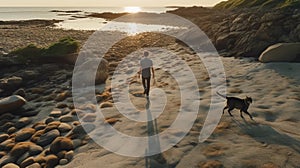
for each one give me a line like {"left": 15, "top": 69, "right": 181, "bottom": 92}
{"left": 0, "top": 5, "right": 212, "bottom": 8}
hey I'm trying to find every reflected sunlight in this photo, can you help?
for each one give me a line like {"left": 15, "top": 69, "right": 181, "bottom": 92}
{"left": 124, "top": 6, "right": 142, "bottom": 13}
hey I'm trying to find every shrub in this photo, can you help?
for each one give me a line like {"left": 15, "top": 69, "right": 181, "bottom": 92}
{"left": 43, "top": 37, "right": 79, "bottom": 57}
{"left": 10, "top": 44, "right": 43, "bottom": 63}
{"left": 10, "top": 37, "right": 79, "bottom": 64}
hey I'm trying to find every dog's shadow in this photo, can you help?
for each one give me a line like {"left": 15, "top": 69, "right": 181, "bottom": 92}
{"left": 232, "top": 118, "right": 300, "bottom": 153}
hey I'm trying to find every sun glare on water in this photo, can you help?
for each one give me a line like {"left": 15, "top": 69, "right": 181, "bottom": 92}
{"left": 124, "top": 6, "right": 142, "bottom": 13}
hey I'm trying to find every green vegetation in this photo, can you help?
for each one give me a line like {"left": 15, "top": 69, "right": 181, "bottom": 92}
{"left": 11, "top": 44, "right": 43, "bottom": 63}
{"left": 214, "top": 0, "right": 300, "bottom": 10}
{"left": 10, "top": 37, "right": 79, "bottom": 63}
{"left": 43, "top": 37, "right": 79, "bottom": 57}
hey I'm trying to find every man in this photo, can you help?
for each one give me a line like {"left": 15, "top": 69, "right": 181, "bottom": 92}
{"left": 139, "top": 51, "right": 155, "bottom": 97}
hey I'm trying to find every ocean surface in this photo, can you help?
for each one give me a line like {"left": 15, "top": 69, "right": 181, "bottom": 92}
{"left": 0, "top": 7, "right": 178, "bottom": 33}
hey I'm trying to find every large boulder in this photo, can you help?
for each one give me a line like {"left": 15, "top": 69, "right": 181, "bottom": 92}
{"left": 0, "top": 95, "right": 26, "bottom": 114}
{"left": 259, "top": 43, "right": 300, "bottom": 63}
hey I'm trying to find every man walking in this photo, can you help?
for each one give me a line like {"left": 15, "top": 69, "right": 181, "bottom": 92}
{"left": 139, "top": 51, "right": 155, "bottom": 97}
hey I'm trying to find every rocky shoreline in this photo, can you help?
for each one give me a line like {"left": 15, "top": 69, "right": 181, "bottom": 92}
{"left": 168, "top": 6, "right": 300, "bottom": 58}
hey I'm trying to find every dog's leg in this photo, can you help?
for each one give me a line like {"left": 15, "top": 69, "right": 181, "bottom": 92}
{"left": 228, "top": 108, "right": 234, "bottom": 117}
{"left": 223, "top": 106, "right": 228, "bottom": 114}
{"left": 240, "top": 110, "right": 244, "bottom": 118}
{"left": 243, "top": 110, "right": 253, "bottom": 120}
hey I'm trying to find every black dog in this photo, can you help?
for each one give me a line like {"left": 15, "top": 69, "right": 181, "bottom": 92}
{"left": 217, "top": 91, "right": 253, "bottom": 120}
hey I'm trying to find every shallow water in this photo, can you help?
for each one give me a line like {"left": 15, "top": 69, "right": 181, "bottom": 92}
{"left": 0, "top": 7, "right": 179, "bottom": 33}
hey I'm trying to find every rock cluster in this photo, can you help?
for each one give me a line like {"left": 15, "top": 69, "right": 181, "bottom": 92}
{"left": 169, "top": 7, "right": 300, "bottom": 59}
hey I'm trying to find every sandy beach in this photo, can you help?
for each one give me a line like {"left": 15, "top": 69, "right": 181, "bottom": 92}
{"left": 0, "top": 5, "right": 300, "bottom": 168}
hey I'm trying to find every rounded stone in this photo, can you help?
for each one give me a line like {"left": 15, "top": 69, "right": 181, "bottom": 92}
{"left": 28, "top": 144, "right": 43, "bottom": 155}
{"left": 0, "top": 95, "right": 26, "bottom": 114}
{"left": 59, "top": 159, "right": 69, "bottom": 165}
{"left": 20, "top": 156, "right": 34, "bottom": 168}
{"left": 100, "top": 102, "right": 113, "bottom": 108}
{"left": 0, "top": 151, "right": 6, "bottom": 158}
{"left": 58, "top": 123, "right": 72, "bottom": 133}
{"left": 7, "top": 127, "right": 17, "bottom": 134}
{"left": 65, "top": 150, "right": 74, "bottom": 161}
{"left": 10, "top": 142, "right": 33, "bottom": 158}
{"left": 45, "top": 117, "right": 55, "bottom": 125}
{"left": 2, "top": 163, "right": 20, "bottom": 168}
{"left": 15, "top": 128, "right": 36, "bottom": 142}
{"left": 24, "top": 163, "right": 41, "bottom": 168}
{"left": 49, "top": 110, "right": 62, "bottom": 118}
{"left": 56, "top": 103, "right": 68, "bottom": 109}
{"left": 44, "top": 121, "right": 61, "bottom": 132}
{"left": 0, "top": 134, "right": 9, "bottom": 143}
{"left": 36, "top": 129, "right": 60, "bottom": 147}
{"left": 50, "top": 137, "right": 73, "bottom": 154}
{"left": 45, "top": 154, "right": 59, "bottom": 168}
{"left": 15, "top": 117, "right": 32, "bottom": 129}
{"left": 59, "top": 115, "right": 74, "bottom": 122}
{"left": 82, "top": 113, "right": 96, "bottom": 122}
{"left": 32, "top": 122, "right": 46, "bottom": 131}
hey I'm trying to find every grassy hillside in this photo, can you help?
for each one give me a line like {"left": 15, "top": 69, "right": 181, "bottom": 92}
{"left": 214, "top": 0, "right": 300, "bottom": 9}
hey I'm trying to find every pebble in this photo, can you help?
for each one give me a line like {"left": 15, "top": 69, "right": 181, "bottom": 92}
{"left": 7, "top": 127, "right": 17, "bottom": 134}
{"left": 58, "top": 123, "right": 72, "bottom": 133}
{"left": 82, "top": 113, "right": 96, "bottom": 122}
{"left": 15, "top": 117, "right": 32, "bottom": 129}
{"left": 44, "top": 121, "right": 61, "bottom": 132}
{"left": 45, "top": 154, "right": 59, "bottom": 168}
{"left": 56, "top": 103, "right": 68, "bottom": 108}
{"left": 0, "top": 151, "right": 6, "bottom": 158}
{"left": 55, "top": 91, "right": 71, "bottom": 102}
{"left": 15, "top": 128, "right": 36, "bottom": 142}
{"left": 10, "top": 142, "right": 33, "bottom": 158}
{"left": 49, "top": 110, "right": 62, "bottom": 118}
{"left": 0, "top": 113, "right": 15, "bottom": 120}
{"left": 0, "top": 138, "right": 15, "bottom": 151}
{"left": 0, "top": 134, "right": 9, "bottom": 143}
{"left": 2, "top": 163, "right": 20, "bottom": 168}
{"left": 13, "top": 88, "right": 26, "bottom": 98}
{"left": 59, "top": 158, "right": 69, "bottom": 165}
{"left": 61, "top": 108, "right": 70, "bottom": 115}
{"left": 45, "top": 117, "right": 55, "bottom": 124}
{"left": 57, "top": 150, "right": 67, "bottom": 159}
{"left": 1, "top": 122, "right": 14, "bottom": 131}
{"left": 59, "top": 115, "right": 74, "bottom": 122}
{"left": 36, "top": 129, "right": 60, "bottom": 147}
{"left": 100, "top": 102, "right": 113, "bottom": 108}
{"left": 72, "top": 123, "right": 95, "bottom": 135}
{"left": 32, "top": 122, "right": 46, "bottom": 131}
{"left": 24, "top": 163, "right": 41, "bottom": 168}
{"left": 65, "top": 150, "right": 74, "bottom": 161}
{"left": 20, "top": 156, "right": 34, "bottom": 168}
{"left": 31, "top": 130, "right": 44, "bottom": 143}
{"left": 105, "top": 118, "right": 120, "bottom": 125}
{"left": 50, "top": 137, "right": 73, "bottom": 154}
{"left": 28, "top": 144, "right": 43, "bottom": 155}
{"left": 20, "top": 110, "right": 39, "bottom": 117}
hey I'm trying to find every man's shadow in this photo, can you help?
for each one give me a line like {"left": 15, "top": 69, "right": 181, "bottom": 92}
{"left": 232, "top": 118, "right": 300, "bottom": 153}
{"left": 144, "top": 97, "right": 167, "bottom": 168}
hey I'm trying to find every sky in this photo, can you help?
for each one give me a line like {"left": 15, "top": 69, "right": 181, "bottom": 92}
{"left": 0, "top": 0, "right": 225, "bottom": 7}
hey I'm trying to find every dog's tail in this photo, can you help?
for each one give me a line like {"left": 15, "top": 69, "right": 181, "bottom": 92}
{"left": 216, "top": 91, "right": 227, "bottom": 99}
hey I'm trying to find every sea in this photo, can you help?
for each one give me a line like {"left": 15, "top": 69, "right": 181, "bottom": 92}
{"left": 0, "top": 7, "right": 178, "bottom": 34}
